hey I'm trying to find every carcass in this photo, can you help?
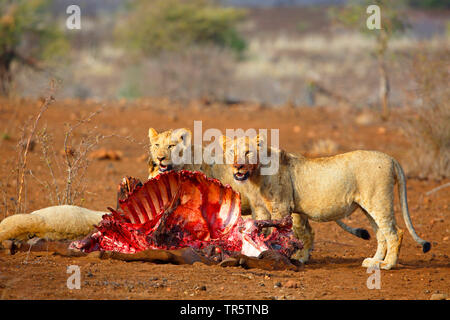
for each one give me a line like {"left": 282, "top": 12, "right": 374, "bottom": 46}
{"left": 71, "top": 171, "right": 302, "bottom": 262}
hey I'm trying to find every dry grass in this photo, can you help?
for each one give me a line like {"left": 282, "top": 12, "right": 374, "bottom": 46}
{"left": 401, "top": 49, "right": 450, "bottom": 180}
{"left": 34, "top": 109, "right": 146, "bottom": 208}
{"left": 307, "top": 139, "right": 340, "bottom": 157}
{"left": 1, "top": 88, "right": 109, "bottom": 215}
{"left": 34, "top": 109, "right": 104, "bottom": 206}
{"left": 13, "top": 82, "right": 58, "bottom": 214}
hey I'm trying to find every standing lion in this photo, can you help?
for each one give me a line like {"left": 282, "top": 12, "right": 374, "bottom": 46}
{"left": 220, "top": 134, "right": 430, "bottom": 269}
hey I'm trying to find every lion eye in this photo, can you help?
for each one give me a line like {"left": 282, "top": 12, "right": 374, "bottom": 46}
{"left": 155, "top": 144, "right": 159, "bottom": 147}
{"left": 168, "top": 144, "right": 175, "bottom": 149}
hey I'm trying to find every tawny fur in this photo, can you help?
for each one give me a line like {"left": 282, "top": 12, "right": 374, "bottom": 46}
{"left": 222, "top": 135, "right": 430, "bottom": 270}
{"left": 147, "top": 128, "right": 253, "bottom": 215}
{"left": 0, "top": 205, "right": 105, "bottom": 241}
{"left": 147, "top": 128, "right": 367, "bottom": 242}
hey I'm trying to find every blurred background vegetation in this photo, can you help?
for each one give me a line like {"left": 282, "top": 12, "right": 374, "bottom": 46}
{"left": 0, "top": 0, "right": 447, "bottom": 103}
{"left": 0, "top": 0, "right": 448, "bottom": 178}
{"left": 0, "top": 0, "right": 447, "bottom": 106}
{"left": 0, "top": 0, "right": 68, "bottom": 95}
{"left": 115, "top": 0, "right": 246, "bottom": 55}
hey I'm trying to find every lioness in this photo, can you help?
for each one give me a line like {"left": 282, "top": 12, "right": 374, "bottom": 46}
{"left": 147, "top": 128, "right": 370, "bottom": 241}
{"left": 0, "top": 205, "right": 105, "bottom": 241}
{"left": 221, "top": 134, "right": 431, "bottom": 269}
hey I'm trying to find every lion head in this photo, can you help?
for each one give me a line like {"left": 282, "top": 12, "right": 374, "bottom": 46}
{"left": 148, "top": 128, "right": 191, "bottom": 175}
{"left": 220, "top": 133, "right": 265, "bottom": 182}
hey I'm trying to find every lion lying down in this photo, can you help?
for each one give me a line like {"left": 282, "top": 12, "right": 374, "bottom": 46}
{"left": 0, "top": 205, "right": 105, "bottom": 242}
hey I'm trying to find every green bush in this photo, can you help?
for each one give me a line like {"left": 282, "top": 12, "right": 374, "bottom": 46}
{"left": 115, "top": 0, "right": 247, "bottom": 55}
{"left": 407, "top": 0, "right": 450, "bottom": 9}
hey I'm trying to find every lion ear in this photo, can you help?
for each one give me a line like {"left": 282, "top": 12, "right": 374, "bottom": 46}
{"left": 148, "top": 128, "right": 158, "bottom": 142}
{"left": 173, "top": 128, "right": 191, "bottom": 145}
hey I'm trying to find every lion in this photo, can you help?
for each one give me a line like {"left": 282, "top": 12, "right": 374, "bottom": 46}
{"left": 148, "top": 127, "right": 207, "bottom": 178}
{"left": 220, "top": 134, "right": 431, "bottom": 270}
{"left": 147, "top": 127, "right": 370, "bottom": 241}
{"left": 0, "top": 205, "right": 105, "bottom": 242}
{"left": 148, "top": 127, "right": 253, "bottom": 215}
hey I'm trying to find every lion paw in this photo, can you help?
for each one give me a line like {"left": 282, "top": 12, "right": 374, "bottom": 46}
{"left": 291, "top": 248, "right": 311, "bottom": 264}
{"left": 379, "top": 261, "right": 394, "bottom": 270}
{"left": 362, "top": 258, "right": 382, "bottom": 268}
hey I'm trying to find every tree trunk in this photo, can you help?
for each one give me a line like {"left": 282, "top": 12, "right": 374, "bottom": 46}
{"left": 378, "top": 56, "right": 390, "bottom": 120}
{"left": 377, "top": 30, "right": 390, "bottom": 121}
{"left": 0, "top": 51, "right": 15, "bottom": 96}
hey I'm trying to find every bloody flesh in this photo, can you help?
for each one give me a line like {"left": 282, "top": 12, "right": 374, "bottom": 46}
{"left": 70, "top": 171, "right": 302, "bottom": 259}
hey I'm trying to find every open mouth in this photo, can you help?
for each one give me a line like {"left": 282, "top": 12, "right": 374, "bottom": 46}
{"left": 159, "top": 164, "right": 173, "bottom": 173}
{"left": 233, "top": 171, "right": 249, "bottom": 181}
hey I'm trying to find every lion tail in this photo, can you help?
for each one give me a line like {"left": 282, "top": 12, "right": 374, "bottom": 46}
{"left": 393, "top": 159, "right": 431, "bottom": 253}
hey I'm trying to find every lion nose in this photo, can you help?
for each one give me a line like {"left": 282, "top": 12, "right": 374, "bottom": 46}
{"left": 157, "top": 156, "right": 165, "bottom": 162}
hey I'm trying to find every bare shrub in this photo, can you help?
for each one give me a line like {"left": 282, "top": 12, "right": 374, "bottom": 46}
{"left": 34, "top": 109, "right": 104, "bottom": 206}
{"left": 14, "top": 89, "right": 56, "bottom": 213}
{"left": 402, "top": 49, "right": 450, "bottom": 180}
{"left": 35, "top": 110, "right": 147, "bottom": 207}
{"left": 1, "top": 91, "right": 146, "bottom": 217}
{"left": 307, "top": 139, "right": 340, "bottom": 157}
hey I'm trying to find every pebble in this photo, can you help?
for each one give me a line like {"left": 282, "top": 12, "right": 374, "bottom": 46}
{"left": 194, "top": 285, "right": 207, "bottom": 291}
{"left": 377, "top": 127, "right": 386, "bottom": 134}
{"left": 284, "top": 280, "right": 299, "bottom": 289}
{"left": 274, "top": 281, "right": 282, "bottom": 288}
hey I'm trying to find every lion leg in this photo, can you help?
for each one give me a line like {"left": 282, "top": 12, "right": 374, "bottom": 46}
{"left": 253, "top": 207, "right": 273, "bottom": 236}
{"left": 291, "top": 213, "right": 314, "bottom": 263}
{"left": 360, "top": 198, "right": 401, "bottom": 270}
{"left": 377, "top": 222, "right": 403, "bottom": 270}
{"left": 253, "top": 207, "right": 271, "bottom": 221}
{"left": 361, "top": 211, "right": 387, "bottom": 268}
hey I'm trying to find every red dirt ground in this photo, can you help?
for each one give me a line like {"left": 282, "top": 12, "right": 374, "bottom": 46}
{"left": 0, "top": 98, "right": 448, "bottom": 300}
